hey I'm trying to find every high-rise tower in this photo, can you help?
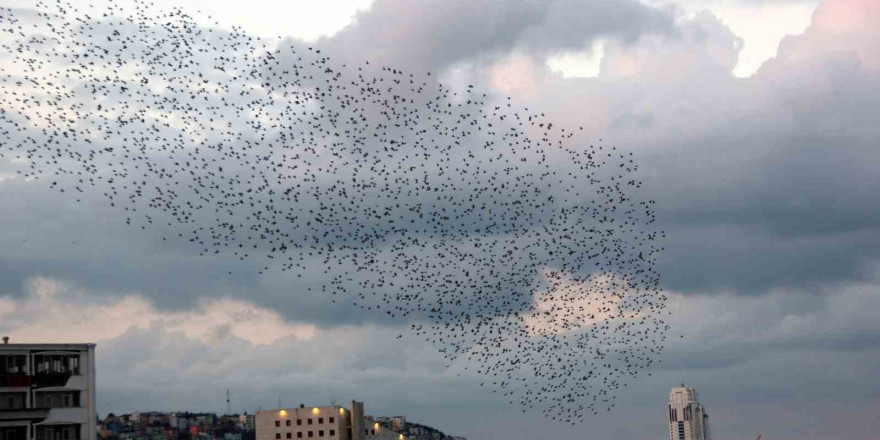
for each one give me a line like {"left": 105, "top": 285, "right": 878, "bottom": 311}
{"left": 667, "top": 385, "right": 712, "bottom": 440}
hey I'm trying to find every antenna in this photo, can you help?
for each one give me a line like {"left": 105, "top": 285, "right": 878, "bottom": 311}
{"left": 226, "top": 389, "right": 231, "bottom": 415}
{"left": 278, "top": 397, "right": 282, "bottom": 409}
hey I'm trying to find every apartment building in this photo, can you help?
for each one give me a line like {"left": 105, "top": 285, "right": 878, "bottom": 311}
{"left": 0, "top": 338, "right": 97, "bottom": 440}
{"left": 255, "top": 401, "right": 402, "bottom": 440}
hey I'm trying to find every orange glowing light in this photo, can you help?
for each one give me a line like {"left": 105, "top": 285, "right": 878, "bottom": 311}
{"left": 279, "top": 410, "right": 287, "bottom": 417}
{"left": 312, "top": 407, "right": 319, "bottom": 414}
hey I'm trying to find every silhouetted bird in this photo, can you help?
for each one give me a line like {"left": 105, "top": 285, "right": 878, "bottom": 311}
{"left": 0, "top": 0, "right": 667, "bottom": 424}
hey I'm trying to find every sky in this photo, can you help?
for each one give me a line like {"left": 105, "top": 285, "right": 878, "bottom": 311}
{"left": 1, "top": 0, "right": 879, "bottom": 439}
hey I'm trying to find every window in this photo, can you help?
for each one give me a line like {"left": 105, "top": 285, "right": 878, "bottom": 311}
{"left": 275, "top": 421, "right": 281, "bottom": 428}
{"left": 318, "top": 432, "right": 324, "bottom": 437}
{"left": 1, "top": 426, "right": 28, "bottom": 440}
{"left": 35, "top": 391, "right": 80, "bottom": 408}
{"left": 36, "top": 425, "right": 80, "bottom": 440}
{"left": 328, "top": 418, "right": 334, "bottom": 424}
{"left": 286, "top": 421, "right": 291, "bottom": 427}
{"left": 0, "top": 355, "right": 26, "bottom": 374}
{"left": 297, "top": 420, "right": 302, "bottom": 426}
{"left": 275, "top": 434, "right": 280, "bottom": 439}
{"left": 307, "top": 433, "right": 313, "bottom": 438}
{"left": 297, "top": 434, "right": 302, "bottom": 439}
{"left": 371, "top": 430, "right": 375, "bottom": 435}
{"left": 286, "top": 434, "right": 291, "bottom": 439}
{"left": 364, "top": 431, "right": 368, "bottom": 436}
{"left": 307, "top": 419, "right": 313, "bottom": 425}
{"left": 329, "top": 431, "right": 334, "bottom": 437}
{"left": 33, "top": 355, "right": 80, "bottom": 375}
{"left": 0, "top": 393, "right": 25, "bottom": 410}
{"left": 318, "top": 418, "right": 323, "bottom": 424}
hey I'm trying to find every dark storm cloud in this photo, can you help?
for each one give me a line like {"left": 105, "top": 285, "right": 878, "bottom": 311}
{"left": 477, "top": 7, "right": 880, "bottom": 294}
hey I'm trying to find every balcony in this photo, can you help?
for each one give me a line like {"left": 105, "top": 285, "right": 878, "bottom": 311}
{"left": 0, "top": 374, "right": 34, "bottom": 387}
{"left": 1, "top": 373, "right": 78, "bottom": 388}
{"left": 0, "top": 408, "right": 50, "bottom": 422}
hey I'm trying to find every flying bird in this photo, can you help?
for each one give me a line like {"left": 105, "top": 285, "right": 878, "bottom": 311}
{"left": 0, "top": 0, "right": 668, "bottom": 423}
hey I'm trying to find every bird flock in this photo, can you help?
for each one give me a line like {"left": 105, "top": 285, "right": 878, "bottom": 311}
{"left": 0, "top": 1, "right": 668, "bottom": 423}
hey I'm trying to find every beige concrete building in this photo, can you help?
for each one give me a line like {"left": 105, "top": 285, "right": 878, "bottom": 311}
{"left": 0, "top": 339, "right": 97, "bottom": 440}
{"left": 667, "top": 386, "right": 712, "bottom": 440}
{"left": 256, "top": 401, "right": 403, "bottom": 440}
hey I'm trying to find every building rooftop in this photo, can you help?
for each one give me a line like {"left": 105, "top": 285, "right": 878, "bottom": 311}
{"left": 0, "top": 341, "right": 97, "bottom": 350}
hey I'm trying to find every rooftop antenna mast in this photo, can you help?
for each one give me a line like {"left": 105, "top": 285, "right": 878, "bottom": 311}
{"left": 226, "top": 389, "right": 231, "bottom": 415}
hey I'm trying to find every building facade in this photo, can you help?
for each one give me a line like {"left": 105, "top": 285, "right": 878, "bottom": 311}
{"left": 667, "top": 386, "right": 711, "bottom": 440}
{"left": 0, "top": 340, "right": 97, "bottom": 440}
{"left": 255, "top": 402, "right": 402, "bottom": 440}
{"left": 238, "top": 414, "right": 255, "bottom": 432}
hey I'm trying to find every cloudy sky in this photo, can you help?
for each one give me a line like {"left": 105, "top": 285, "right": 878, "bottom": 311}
{"left": 2, "top": 0, "right": 879, "bottom": 439}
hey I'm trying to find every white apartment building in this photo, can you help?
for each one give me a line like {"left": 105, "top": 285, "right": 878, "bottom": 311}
{"left": 667, "top": 385, "right": 712, "bottom": 440}
{"left": 256, "top": 401, "right": 403, "bottom": 440}
{"left": 0, "top": 339, "right": 97, "bottom": 440}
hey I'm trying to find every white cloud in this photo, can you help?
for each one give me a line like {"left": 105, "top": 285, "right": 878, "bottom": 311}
{"left": 709, "top": 1, "right": 818, "bottom": 77}
{"left": 1, "top": 0, "right": 375, "bottom": 42}
{"left": 0, "top": 277, "right": 316, "bottom": 345}
{"left": 641, "top": 0, "right": 820, "bottom": 77}
{"left": 521, "top": 270, "right": 633, "bottom": 337}
{"left": 546, "top": 38, "right": 607, "bottom": 79}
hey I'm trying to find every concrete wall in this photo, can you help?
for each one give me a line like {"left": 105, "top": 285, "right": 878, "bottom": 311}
{"left": 349, "top": 402, "right": 363, "bottom": 440}
{"left": 256, "top": 402, "right": 405, "bottom": 440}
{"left": 256, "top": 406, "right": 348, "bottom": 440}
